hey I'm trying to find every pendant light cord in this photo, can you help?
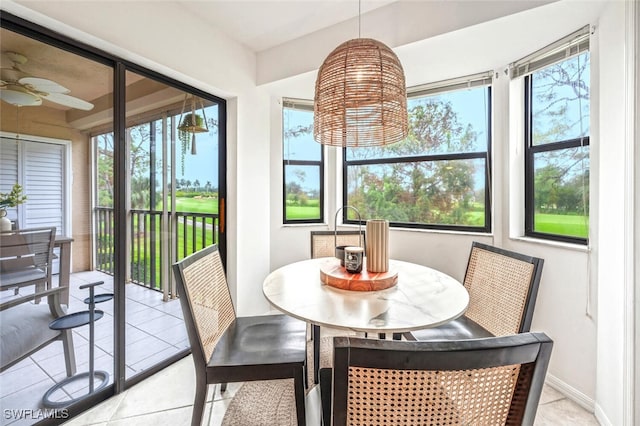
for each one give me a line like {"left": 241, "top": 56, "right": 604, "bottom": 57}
{"left": 358, "top": 0, "right": 361, "bottom": 38}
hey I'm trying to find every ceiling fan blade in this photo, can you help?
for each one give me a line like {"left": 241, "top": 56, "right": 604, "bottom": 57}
{"left": 0, "top": 85, "right": 42, "bottom": 106}
{"left": 42, "top": 92, "right": 94, "bottom": 111}
{"left": 19, "top": 77, "right": 70, "bottom": 94}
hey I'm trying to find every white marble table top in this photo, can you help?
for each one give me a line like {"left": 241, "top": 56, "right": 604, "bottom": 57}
{"left": 262, "top": 257, "right": 469, "bottom": 334}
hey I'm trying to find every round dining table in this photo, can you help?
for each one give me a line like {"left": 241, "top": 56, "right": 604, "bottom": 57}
{"left": 263, "top": 257, "right": 469, "bottom": 382}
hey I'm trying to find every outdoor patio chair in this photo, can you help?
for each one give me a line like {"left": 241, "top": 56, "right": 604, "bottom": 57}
{"left": 320, "top": 332, "right": 553, "bottom": 426}
{"left": 406, "top": 241, "right": 544, "bottom": 341}
{"left": 172, "top": 244, "right": 307, "bottom": 426}
{"left": 0, "top": 285, "right": 76, "bottom": 377}
{"left": 0, "top": 226, "right": 57, "bottom": 297}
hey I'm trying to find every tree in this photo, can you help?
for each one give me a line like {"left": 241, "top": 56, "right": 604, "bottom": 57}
{"left": 531, "top": 52, "right": 590, "bottom": 218}
{"left": 347, "top": 98, "right": 480, "bottom": 225}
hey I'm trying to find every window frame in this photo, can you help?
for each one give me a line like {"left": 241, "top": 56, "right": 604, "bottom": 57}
{"left": 341, "top": 78, "right": 493, "bottom": 233}
{"left": 521, "top": 33, "right": 590, "bottom": 245}
{"left": 282, "top": 99, "right": 325, "bottom": 224}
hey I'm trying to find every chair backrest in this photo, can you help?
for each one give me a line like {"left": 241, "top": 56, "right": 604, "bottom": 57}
{"left": 0, "top": 226, "right": 56, "bottom": 277}
{"left": 172, "top": 245, "right": 235, "bottom": 366}
{"left": 330, "top": 332, "right": 553, "bottom": 426}
{"left": 463, "top": 242, "right": 544, "bottom": 336}
{"left": 310, "top": 230, "right": 365, "bottom": 259}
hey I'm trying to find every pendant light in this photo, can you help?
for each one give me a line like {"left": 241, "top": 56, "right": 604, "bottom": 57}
{"left": 313, "top": 0, "right": 408, "bottom": 147}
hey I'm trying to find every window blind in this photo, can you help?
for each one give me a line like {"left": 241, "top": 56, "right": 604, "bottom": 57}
{"left": 510, "top": 25, "right": 591, "bottom": 79}
{"left": 408, "top": 71, "right": 493, "bottom": 98}
{"left": 282, "top": 97, "right": 314, "bottom": 111}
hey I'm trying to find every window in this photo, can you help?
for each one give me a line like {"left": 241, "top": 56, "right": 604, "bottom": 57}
{"left": 343, "top": 74, "right": 492, "bottom": 231}
{"left": 283, "top": 99, "right": 324, "bottom": 223}
{"left": 517, "top": 27, "right": 590, "bottom": 244}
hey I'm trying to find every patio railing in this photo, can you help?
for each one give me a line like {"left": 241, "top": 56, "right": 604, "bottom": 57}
{"left": 95, "top": 207, "right": 218, "bottom": 294}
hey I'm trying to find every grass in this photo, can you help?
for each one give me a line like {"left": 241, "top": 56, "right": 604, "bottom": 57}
{"left": 286, "top": 205, "right": 321, "bottom": 220}
{"left": 172, "top": 197, "right": 218, "bottom": 214}
{"left": 535, "top": 213, "right": 588, "bottom": 239}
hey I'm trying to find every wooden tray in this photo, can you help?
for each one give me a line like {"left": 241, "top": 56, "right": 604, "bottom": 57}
{"left": 319, "top": 259, "right": 398, "bottom": 291}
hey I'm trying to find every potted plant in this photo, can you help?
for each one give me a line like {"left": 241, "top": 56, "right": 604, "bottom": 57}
{"left": 177, "top": 113, "right": 207, "bottom": 175}
{"left": 0, "top": 183, "right": 27, "bottom": 231}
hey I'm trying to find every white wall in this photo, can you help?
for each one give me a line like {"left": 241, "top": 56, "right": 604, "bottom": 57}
{"left": 594, "top": 2, "right": 629, "bottom": 424}
{"left": 265, "top": 1, "right": 628, "bottom": 421}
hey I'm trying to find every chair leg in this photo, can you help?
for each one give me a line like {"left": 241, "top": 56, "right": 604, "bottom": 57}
{"left": 61, "top": 329, "right": 77, "bottom": 377}
{"left": 313, "top": 325, "right": 320, "bottom": 384}
{"left": 294, "top": 365, "right": 306, "bottom": 426}
{"left": 192, "top": 375, "right": 207, "bottom": 426}
{"left": 319, "top": 368, "right": 332, "bottom": 426}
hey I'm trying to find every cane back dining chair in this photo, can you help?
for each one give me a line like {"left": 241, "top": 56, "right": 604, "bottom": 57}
{"left": 172, "top": 244, "right": 307, "bottom": 426}
{"left": 406, "top": 241, "right": 544, "bottom": 341}
{"left": 310, "top": 230, "right": 365, "bottom": 259}
{"left": 320, "top": 332, "right": 553, "bottom": 426}
{"left": 308, "top": 230, "right": 366, "bottom": 385}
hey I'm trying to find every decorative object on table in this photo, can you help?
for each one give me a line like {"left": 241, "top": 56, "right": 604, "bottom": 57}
{"left": 43, "top": 281, "right": 112, "bottom": 408}
{"left": 320, "top": 257, "right": 397, "bottom": 292}
{"left": 333, "top": 205, "right": 364, "bottom": 265}
{"left": 177, "top": 93, "right": 209, "bottom": 174}
{"left": 0, "top": 183, "right": 27, "bottom": 232}
{"left": 313, "top": 0, "right": 407, "bottom": 147}
{"left": 344, "top": 246, "right": 364, "bottom": 273}
{"left": 366, "top": 219, "right": 389, "bottom": 273}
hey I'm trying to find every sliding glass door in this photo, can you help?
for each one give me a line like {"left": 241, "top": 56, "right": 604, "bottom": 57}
{"left": 0, "top": 13, "right": 226, "bottom": 424}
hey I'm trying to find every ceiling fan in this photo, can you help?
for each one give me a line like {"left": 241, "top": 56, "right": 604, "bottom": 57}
{"left": 0, "top": 51, "right": 94, "bottom": 111}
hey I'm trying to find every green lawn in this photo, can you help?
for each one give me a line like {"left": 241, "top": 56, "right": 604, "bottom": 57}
{"left": 286, "top": 205, "right": 321, "bottom": 220}
{"left": 535, "top": 213, "right": 588, "bottom": 238}
{"left": 173, "top": 197, "right": 218, "bottom": 213}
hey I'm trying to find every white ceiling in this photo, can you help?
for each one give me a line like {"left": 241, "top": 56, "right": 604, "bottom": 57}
{"left": 179, "top": 0, "right": 397, "bottom": 52}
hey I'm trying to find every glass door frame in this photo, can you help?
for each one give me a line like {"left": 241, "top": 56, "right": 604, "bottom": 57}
{"left": 1, "top": 11, "right": 227, "bottom": 420}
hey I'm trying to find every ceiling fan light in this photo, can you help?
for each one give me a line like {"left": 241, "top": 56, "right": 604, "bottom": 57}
{"left": 0, "top": 85, "right": 41, "bottom": 106}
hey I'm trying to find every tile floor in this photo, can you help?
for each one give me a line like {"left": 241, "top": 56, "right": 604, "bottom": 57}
{"left": 61, "top": 353, "right": 600, "bottom": 426}
{"left": 0, "top": 271, "right": 188, "bottom": 426}
{"left": 1, "top": 271, "right": 600, "bottom": 426}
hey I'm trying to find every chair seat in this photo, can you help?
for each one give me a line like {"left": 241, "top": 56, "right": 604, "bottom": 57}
{"left": 0, "top": 267, "right": 46, "bottom": 288}
{"left": 0, "top": 303, "right": 60, "bottom": 369}
{"left": 209, "top": 314, "right": 306, "bottom": 372}
{"left": 407, "top": 315, "right": 494, "bottom": 341}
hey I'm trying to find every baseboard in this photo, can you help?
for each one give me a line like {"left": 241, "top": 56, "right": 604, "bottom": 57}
{"left": 545, "top": 373, "right": 595, "bottom": 413}
{"left": 594, "top": 403, "right": 614, "bottom": 426}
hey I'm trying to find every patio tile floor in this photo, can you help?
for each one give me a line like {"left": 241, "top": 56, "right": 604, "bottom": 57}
{"left": 0, "top": 270, "right": 187, "bottom": 426}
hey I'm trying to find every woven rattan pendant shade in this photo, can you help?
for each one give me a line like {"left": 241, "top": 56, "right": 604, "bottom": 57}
{"left": 314, "top": 38, "right": 408, "bottom": 147}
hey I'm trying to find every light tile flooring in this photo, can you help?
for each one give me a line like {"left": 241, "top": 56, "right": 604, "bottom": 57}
{"left": 1, "top": 271, "right": 600, "bottom": 426}
{"left": 61, "top": 353, "right": 600, "bottom": 426}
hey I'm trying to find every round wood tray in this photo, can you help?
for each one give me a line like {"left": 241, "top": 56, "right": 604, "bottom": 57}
{"left": 319, "top": 259, "right": 398, "bottom": 291}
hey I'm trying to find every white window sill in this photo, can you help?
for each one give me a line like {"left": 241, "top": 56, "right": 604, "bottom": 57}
{"left": 509, "top": 236, "right": 591, "bottom": 253}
